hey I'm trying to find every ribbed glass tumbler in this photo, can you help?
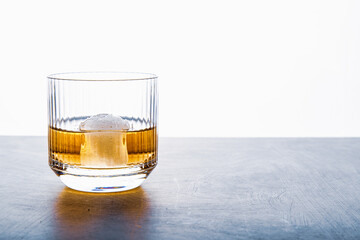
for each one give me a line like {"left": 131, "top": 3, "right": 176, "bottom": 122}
{"left": 48, "top": 72, "right": 158, "bottom": 193}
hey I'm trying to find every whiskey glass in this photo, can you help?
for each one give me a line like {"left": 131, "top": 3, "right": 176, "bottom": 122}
{"left": 48, "top": 72, "right": 158, "bottom": 193}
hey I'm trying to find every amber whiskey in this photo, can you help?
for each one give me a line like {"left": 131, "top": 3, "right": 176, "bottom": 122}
{"left": 49, "top": 127, "right": 157, "bottom": 169}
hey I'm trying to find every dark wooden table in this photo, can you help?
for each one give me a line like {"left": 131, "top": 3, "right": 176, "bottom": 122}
{"left": 1, "top": 137, "right": 360, "bottom": 239}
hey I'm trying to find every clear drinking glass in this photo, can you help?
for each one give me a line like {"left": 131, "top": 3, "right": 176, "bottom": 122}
{"left": 47, "top": 72, "right": 158, "bottom": 193}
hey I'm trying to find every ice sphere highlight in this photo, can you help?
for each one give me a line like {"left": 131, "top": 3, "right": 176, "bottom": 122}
{"left": 79, "top": 113, "right": 130, "bottom": 131}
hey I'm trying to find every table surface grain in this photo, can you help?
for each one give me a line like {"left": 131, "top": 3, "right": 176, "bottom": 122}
{"left": 1, "top": 137, "right": 360, "bottom": 239}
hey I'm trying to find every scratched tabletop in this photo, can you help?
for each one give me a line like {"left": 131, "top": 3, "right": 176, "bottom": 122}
{"left": 0, "top": 137, "right": 360, "bottom": 239}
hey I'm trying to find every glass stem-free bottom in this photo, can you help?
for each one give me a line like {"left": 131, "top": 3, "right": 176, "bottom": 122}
{"left": 49, "top": 158, "right": 157, "bottom": 193}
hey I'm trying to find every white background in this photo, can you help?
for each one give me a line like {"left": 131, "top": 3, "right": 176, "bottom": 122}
{"left": 0, "top": 0, "right": 359, "bottom": 137}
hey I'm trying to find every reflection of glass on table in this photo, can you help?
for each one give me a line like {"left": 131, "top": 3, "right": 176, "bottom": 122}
{"left": 55, "top": 187, "right": 150, "bottom": 239}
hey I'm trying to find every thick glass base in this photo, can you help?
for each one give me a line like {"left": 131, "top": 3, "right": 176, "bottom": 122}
{"left": 49, "top": 158, "right": 156, "bottom": 193}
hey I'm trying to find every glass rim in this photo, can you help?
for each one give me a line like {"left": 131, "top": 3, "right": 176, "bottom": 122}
{"left": 47, "top": 71, "right": 158, "bottom": 82}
